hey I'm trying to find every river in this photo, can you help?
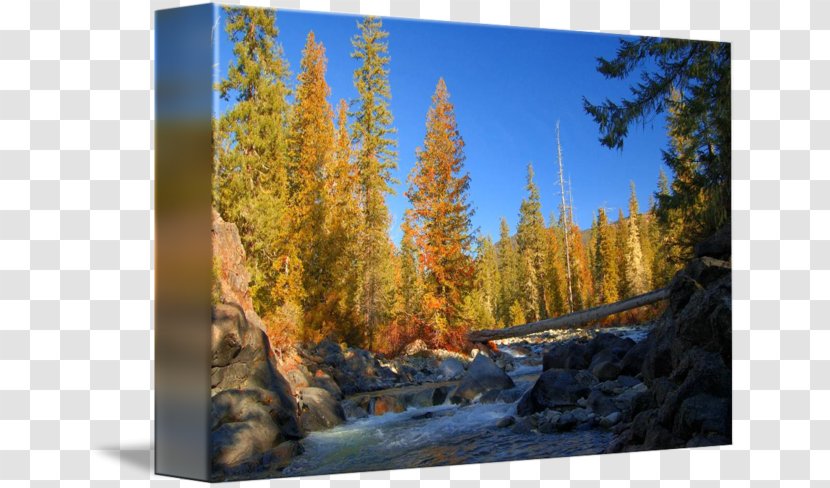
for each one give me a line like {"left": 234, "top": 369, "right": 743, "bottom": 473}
{"left": 282, "top": 325, "right": 651, "bottom": 477}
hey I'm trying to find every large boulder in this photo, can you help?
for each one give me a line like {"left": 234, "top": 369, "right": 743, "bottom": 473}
{"left": 673, "top": 393, "right": 730, "bottom": 440}
{"left": 590, "top": 333, "right": 636, "bottom": 359}
{"left": 212, "top": 210, "right": 260, "bottom": 329}
{"left": 450, "top": 353, "right": 515, "bottom": 404}
{"left": 297, "top": 387, "right": 346, "bottom": 432}
{"left": 210, "top": 304, "right": 302, "bottom": 480}
{"left": 316, "top": 346, "right": 399, "bottom": 396}
{"left": 438, "top": 357, "right": 466, "bottom": 380}
{"left": 543, "top": 341, "right": 592, "bottom": 371}
{"left": 211, "top": 389, "right": 284, "bottom": 469}
{"left": 589, "top": 349, "right": 622, "bottom": 381}
{"left": 310, "top": 370, "right": 343, "bottom": 400}
{"left": 619, "top": 340, "right": 649, "bottom": 376}
{"left": 516, "top": 369, "right": 596, "bottom": 416}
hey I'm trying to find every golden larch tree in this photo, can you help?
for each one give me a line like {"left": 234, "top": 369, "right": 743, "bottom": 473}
{"left": 404, "top": 78, "right": 475, "bottom": 349}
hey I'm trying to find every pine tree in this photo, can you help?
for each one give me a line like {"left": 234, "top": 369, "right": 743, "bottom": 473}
{"left": 397, "top": 211, "right": 425, "bottom": 325}
{"left": 321, "top": 99, "right": 364, "bottom": 341}
{"left": 629, "top": 186, "right": 655, "bottom": 290}
{"left": 544, "top": 223, "right": 567, "bottom": 317}
{"left": 405, "top": 78, "right": 475, "bottom": 348}
{"left": 615, "top": 208, "right": 629, "bottom": 299}
{"left": 214, "top": 7, "right": 302, "bottom": 337}
{"left": 465, "top": 235, "right": 499, "bottom": 329}
{"left": 350, "top": 16, "right": 398, "bottom": 346}
{"left": 566, "top": 213, "right": 593, "bottom": 310}
{"left": 624, "top": 182, "right": 649, "bottom": 296}
{"left": 584, "top": 38, "right": 730, "bottom": 252}
{"left": 496, "top": 218, "right": 521, "bottom": 326}
{"left": 592, "top": 207, "right": 619, "bottom": 304}
{"left": 509, "top": 300, "right": 526, "bottom": 328}
{"left": 516, "top": 164, "right": 548, "bottom": 322}
{"left": 287, "top": 32, "right": 338, "bottom": 340}
{"left": 652, "top": 168, "right": 683, "bottom": 286}
{"left": 586, "top": 214, "right": 599, "bottom": 306}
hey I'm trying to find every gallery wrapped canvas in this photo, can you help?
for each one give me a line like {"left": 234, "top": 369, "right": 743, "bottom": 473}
{"left": 155, "top": 3, "right": 731, "bottom": 481}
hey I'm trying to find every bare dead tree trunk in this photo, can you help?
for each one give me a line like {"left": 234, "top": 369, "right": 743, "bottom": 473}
{"left": 467, "top": 286, "right": 670, "bottom": 343}
{"left": 556, "top": 121, "right": 574, "bottom": 313}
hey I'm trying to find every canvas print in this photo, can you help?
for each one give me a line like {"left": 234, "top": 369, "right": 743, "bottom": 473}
{"left": 157, "top": 4, "right": 731, "bottom": 482}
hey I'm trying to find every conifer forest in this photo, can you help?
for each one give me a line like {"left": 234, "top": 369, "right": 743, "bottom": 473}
{"left": 212, "top": 8, "right": 731, "bottom": 356}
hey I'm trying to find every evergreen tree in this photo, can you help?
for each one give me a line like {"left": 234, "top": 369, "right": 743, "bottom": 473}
{"left": 629, "top": 182, "right": 655, "bottom": 290}
{"left": 509, "top": 300, "right": 526, "bottom": 328}
{"left": 320, "top": 99, "right": 364, "bottom": 341}
{"left": 652, "top": 168, "right": 683, "bottom": 286}
{"left": 624, "top": 182, "right": 649, "bottom": 296}
{"left": 566, "top": 213, "right": 593, "bottom": 310}
{"left": 516, "top": 164, "right": 548, "bottom": 322}
{"left": 405, "top": 78, "right": 475, "bottom": 348}
{"left": 350, "top": 16, "right": 398, "bottom": 345}
{"left": 584, "top": 38, "right": 730, "bottom": 253}
{"left": 496, "top": 218, "right": 521, "bottom": 326}
{"left": 287, "top": 32, "right": 338, "bottom": 340}
{"left": 544, "top": 222, "right": 567, "bottom": 317}
{"left": 615, "top": 208, "right": 629, "bottom": 299}
{"left": 586, "top": 214, "right": 599, "bottom": 305}
{"left": 465, "top": 235, "right": 499, "bottom": 329}
{"left": 592, "top": 207, "right": 619, "bottom": 304}
{"left": 214, "top": 7, "right": 302, "bottom": 336}
{"left": 396, "top": 211, "right": 425, "bottom": 326}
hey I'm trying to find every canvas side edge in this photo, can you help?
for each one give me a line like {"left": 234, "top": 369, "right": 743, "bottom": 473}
{"left": 154, "top": 3, "right": 215, "bottom": 481}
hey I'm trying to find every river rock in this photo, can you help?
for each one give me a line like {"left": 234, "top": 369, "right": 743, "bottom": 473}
{"left": 553, "top": 408, "right": 595, "bottom": 432}
{"left": 210, "top": 316, "right": 302, "bottom": 479}
{"left": 327, "top": 347, "right": 399, "bottom": 396}
{"left": 497, "top": 416, "right": 516, "bottom": 428}
{"left": 599, "top": 411, "right": 622, "bottom": 428}
{"left": 439, "top": 357, "right": 466, "bottom": 380}
{"left": 477, "top": 385, "right": 523, "bottom": 405}
{"left": 450, "top": 353, "right": 515, "bottom": 404}
{"left": 310, "top": 370, "right": 343, "bottom": 400}
{"left": 516, "top": 368, "right": 595, "bottom": 416}
{"left": 597, "top": 375, "right": 641, "bottom": 395}
{"left": 211, "top": 390, "right": 282, "bottom": 461}
{"left": 673, "top": 393, "right": 730, "bottom": 440}
{"left": 405, "top": 387, "right": 439, "bottom": 409}
{"left": 537, "top": 410, "right": 563, "bottom": 433}
{"left": 371, "top": 395, "right": 406, "bottom": 415}
{"left": 609, "top": 242, "right": 732, "bottom": 453}
{"left": 590, "top": 350, "right": 622, "bottom": 381}
{"left": 431, "top": 385, "right": 452, "bottom": 405}
{"left": 511, "top": 415, "right": 536, "bottom": 434}
{"left": 297, "top": 387, "right": 346, "bottom": 432}
{"left": 341, "top": 398, "right": 370, "bottom": 419}
{"left": 586, "top": 389, "right": 618, "bottom": 417}
{"left": 619, "top": 339, "right": 649, "bottom": 376}
{"left": 543, "top": 341, "right": 591, "bottom": 371}
{"left": 590, "top": 333, "right": 635, "bottom": 359}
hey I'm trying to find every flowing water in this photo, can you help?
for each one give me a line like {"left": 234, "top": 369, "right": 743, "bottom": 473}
{"left": 282, "top": 325, "right": 651, "bottom": 477}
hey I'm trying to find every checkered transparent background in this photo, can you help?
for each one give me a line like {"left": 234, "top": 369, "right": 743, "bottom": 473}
{"left": 0, "top": 0, "right": 827, "bottom": 485}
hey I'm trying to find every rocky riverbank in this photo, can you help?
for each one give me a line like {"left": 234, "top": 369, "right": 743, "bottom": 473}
{"left": 209, "top": 209, "right": 731, "bottom": 480}
{"left": 501, "top": 227, "right": 732, "bottom": 451}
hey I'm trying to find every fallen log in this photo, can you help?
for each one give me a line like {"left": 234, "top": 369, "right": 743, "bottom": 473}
{"left": 467, "top": 286, "right": 671, "bottom": 343}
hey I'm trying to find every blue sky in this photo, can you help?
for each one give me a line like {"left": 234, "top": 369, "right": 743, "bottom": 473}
{"left": 216, "top": 7, "right": 671, "bottom": 245}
